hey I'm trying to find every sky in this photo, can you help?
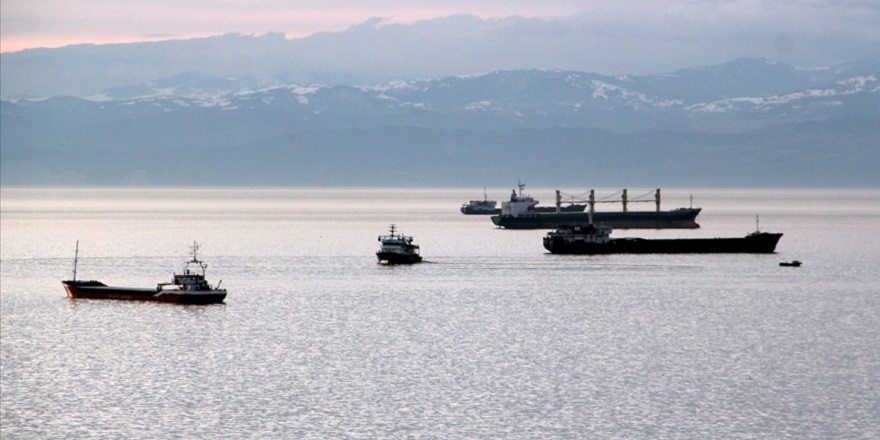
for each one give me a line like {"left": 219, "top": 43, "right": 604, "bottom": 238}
{"left": 1, "top": 0, "right": 584, "bottom": 53}
{"left": 2, "top": 0, "right": 878, "bottom": 60}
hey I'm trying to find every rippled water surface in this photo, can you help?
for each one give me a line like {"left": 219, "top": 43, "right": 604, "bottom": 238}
{"left": 2, "top": 188, "right": 879, "bottom": 439}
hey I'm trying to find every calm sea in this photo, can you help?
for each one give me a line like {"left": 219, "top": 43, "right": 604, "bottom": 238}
{"left": 1, "top": 187, "right": 878, "bottom": 439}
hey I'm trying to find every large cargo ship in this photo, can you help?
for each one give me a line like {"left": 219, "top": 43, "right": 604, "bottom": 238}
{"left": 62, "top": 242, "right": 227, "bottom": 304}
{"left": 492, "top": 188, "right": 701, "bottom": 229}
{"left": 543, "top": 223, "right": 782, "bottom": 255}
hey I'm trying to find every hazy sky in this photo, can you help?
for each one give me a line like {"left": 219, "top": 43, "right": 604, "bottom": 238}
{"left": 0, "top": 0, "right": 880, "bottom": 73}
{"left": 1, "top": 0, "right": 583, "bottom": 52}
{"left": 2, "top": 1, "right": 877, "bottom": 56}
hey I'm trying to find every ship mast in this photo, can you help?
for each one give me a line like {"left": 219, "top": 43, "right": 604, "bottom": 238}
{"left": 189, "top": 241, "right": 200, "bottom": 263}
{"left": 72, "top": 240, "right": 79, "bottom": 281}
{"left": 186, "top": 241, "right": 209, "bottom": 275}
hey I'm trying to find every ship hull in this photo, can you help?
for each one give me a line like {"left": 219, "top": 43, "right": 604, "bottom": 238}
{"left": 62, "top": 280, "right": 226, "bottom": 304}
{"left": 543, "top": 232, "right": 782, "bottom": 254}
{"left": 376, "top": 252, "right": 423, "bottom": 265}
{"left": 493, "top": 208, "right": 701, "bottom": 229}
{"left": 461, "top": 207, "right": 502, "bottom": 215}
{"left": 463, "top": 205, "right": 586, "bottom": 215}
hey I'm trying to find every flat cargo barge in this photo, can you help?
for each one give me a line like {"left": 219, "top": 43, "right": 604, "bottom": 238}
{"left": 543, "top": 224, "right": 781, "bottom": 254}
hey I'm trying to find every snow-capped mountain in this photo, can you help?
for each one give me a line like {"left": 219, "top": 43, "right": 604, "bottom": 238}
{"left": 9, "top": 58, "right": 874, "bottom": 130}
{"left": 1, "top": 58, "right": 878, "bottom": 187}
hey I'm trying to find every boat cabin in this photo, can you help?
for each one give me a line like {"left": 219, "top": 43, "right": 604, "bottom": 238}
{"left": 549, "top": 224, "right": 613, "bottom": 244}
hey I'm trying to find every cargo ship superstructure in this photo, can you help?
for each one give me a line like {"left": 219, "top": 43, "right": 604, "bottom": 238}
{"left": 461, "top": 183, "right": 585, "bottom": 215}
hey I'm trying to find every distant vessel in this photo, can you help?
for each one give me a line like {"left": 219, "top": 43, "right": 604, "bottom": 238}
{"left": 492, "top": 188, "right": 700, "bottom": 229}
{"left": 460, "top": 188, "right": 499, "bottom": 214}
{"left": 461, "top": 183, "right": 586, "bottom": 215}
{"left": 62, "top": 242, "right": 227, "bottom": 304}
{"left": 779, "top": 260, "right": 802, "bottom": 267}
{"left": 376, "top": 225, "right": 423, "bottom": 264}
{"left": 543, "top": 223, "right": 782, "bottom": 254}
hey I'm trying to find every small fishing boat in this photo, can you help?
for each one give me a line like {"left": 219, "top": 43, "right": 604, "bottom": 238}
{"left": 62, "top": 241, "right": 227, "bottom": 304}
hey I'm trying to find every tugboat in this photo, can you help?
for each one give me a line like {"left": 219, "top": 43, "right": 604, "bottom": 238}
{"left": 62, "top": 241, "right": 227, "bottom": 304}
{"left": 376, "top": 225, "right": 422, "bottom": 264}
{"left": 543, "top": 223, "right": 782, "bottom": 254}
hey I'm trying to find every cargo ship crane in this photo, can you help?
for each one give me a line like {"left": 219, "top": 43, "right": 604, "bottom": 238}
{"left": 555, "top": 188, "right": 663, "bottom": 213}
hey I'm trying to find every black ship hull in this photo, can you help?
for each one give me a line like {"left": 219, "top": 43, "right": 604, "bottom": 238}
{"left": 463, "top": 205, "right": 586, "bottom": 215}
{"left": 62, "top": 280, "right": 226, "bottom": 304}
{"left": 376, "top": 252, "right": 423, "bottom": 265}
{"left": 462, "top": 207, "right": 502, "bottom": 215}
{"left": 493, "top": 208, "right": 701, "bottom": 229}
{"left": 544, "top": 232, "right": 782, "bottom": 255}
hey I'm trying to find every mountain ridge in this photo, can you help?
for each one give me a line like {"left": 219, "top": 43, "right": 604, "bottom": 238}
{"left": 3, "top": 18, "right": 879, "bottom": 100}
{"left": 1, "top": 58, "right": 878, "bottom": 187}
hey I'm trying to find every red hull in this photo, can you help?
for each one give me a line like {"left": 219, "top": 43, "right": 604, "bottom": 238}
{"left": 62, "top": 281, "right": 226, "bottom": 304}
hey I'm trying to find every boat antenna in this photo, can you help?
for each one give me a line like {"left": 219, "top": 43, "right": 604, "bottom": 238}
{"left": 189, "top": 241, "right": 200, "bottom": 262}
{"left": 72, "top": 240, "right": 79, "bottom": 281}
{"left": 755, "top": 214, "right": 760, "bottom": 232}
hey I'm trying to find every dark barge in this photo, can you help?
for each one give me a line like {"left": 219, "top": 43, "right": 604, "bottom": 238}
{"left": 543, "top": 224, "right": 782, "bottom": 255}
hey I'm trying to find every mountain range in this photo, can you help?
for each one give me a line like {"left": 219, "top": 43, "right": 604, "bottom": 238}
{"left": 1, "top": 55, "right": 878, "bottom": 187}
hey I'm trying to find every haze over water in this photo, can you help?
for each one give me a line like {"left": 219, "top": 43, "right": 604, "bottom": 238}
{"left": 2, "top": 187, "right": 879, "bottom": 439}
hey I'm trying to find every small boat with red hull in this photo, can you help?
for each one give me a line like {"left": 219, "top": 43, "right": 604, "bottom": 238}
{"left": 62, "top": 242, "right": 227, "bottom": 304}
